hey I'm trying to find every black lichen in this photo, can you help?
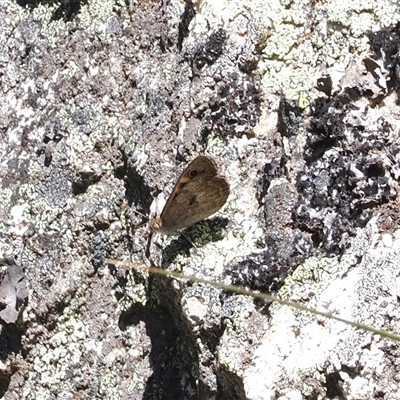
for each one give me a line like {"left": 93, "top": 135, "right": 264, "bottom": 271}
{"left": 293, "top": 100, "right": 399, "bottom": 252}
{"left": 225, "top": 232, "right": 313, "bottom": 293}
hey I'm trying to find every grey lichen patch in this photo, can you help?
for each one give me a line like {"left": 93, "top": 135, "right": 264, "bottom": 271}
{"left": 264, "top": 24, "right": 302, "bottom": 61}
{"left": 29, "top": 199, "right": 63, "bottom": 235}
{"left": 98, "top": 371, "right": 121, "bottom": 398}
{"left": 326, "top": 0, "right": 398, "bottom": 31}
{"left": 17, "top": 183, "right": 38, "bottom": 202}
{"left": 0, "top": 188, "right": 14, "bottom": 214}
{"left": 119, "top": 271, "right": 149, "bottom": 310}
{"left": 28, "top": 315, "right": 88, "bottom": 388}
{"left": 27, "top": 0, "right": 128, "bottom": 43}
{"left": 260, "top": 0, "right": 399, "bottom": 109}
{"left": 81, "top": 0, "right": 126, "bottom": 37}
{"left": 280, "top": 253, "right": 358, "bottom": 302}
{"left": 203, "top": 131, "right": 229, "bottom": 155}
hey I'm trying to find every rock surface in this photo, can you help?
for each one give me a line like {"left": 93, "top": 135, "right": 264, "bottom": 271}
{"left": 0, "top": 0, "right": 400, "bottom": 399}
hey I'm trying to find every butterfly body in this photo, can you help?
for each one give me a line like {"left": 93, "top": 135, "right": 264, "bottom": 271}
{"left": 149, "top": 155, "right": 229, "bottom": 235}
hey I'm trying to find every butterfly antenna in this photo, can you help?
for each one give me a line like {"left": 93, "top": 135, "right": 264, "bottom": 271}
{"left": 130, "top": 208, "right": 149, "bottom": 220}
{"left": 126, "top": 206, "right": 150, "bottom": 230}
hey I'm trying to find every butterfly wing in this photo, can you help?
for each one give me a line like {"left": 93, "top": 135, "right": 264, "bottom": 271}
{"left": 156, "top": 155, "right": 229, "bottom": 235}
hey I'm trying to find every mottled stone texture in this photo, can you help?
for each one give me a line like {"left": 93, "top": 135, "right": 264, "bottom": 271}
{"left": 1, "top": 0, "right": 400, "bottom": 399}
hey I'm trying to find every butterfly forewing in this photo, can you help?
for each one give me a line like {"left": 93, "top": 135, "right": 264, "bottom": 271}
{"left": 153, "top": 156, "right": 229, "bottom": 235}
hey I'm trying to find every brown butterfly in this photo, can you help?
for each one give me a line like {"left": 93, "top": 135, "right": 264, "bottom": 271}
{"left": 149, "top": 155, "right": 230, "bottom": 235}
